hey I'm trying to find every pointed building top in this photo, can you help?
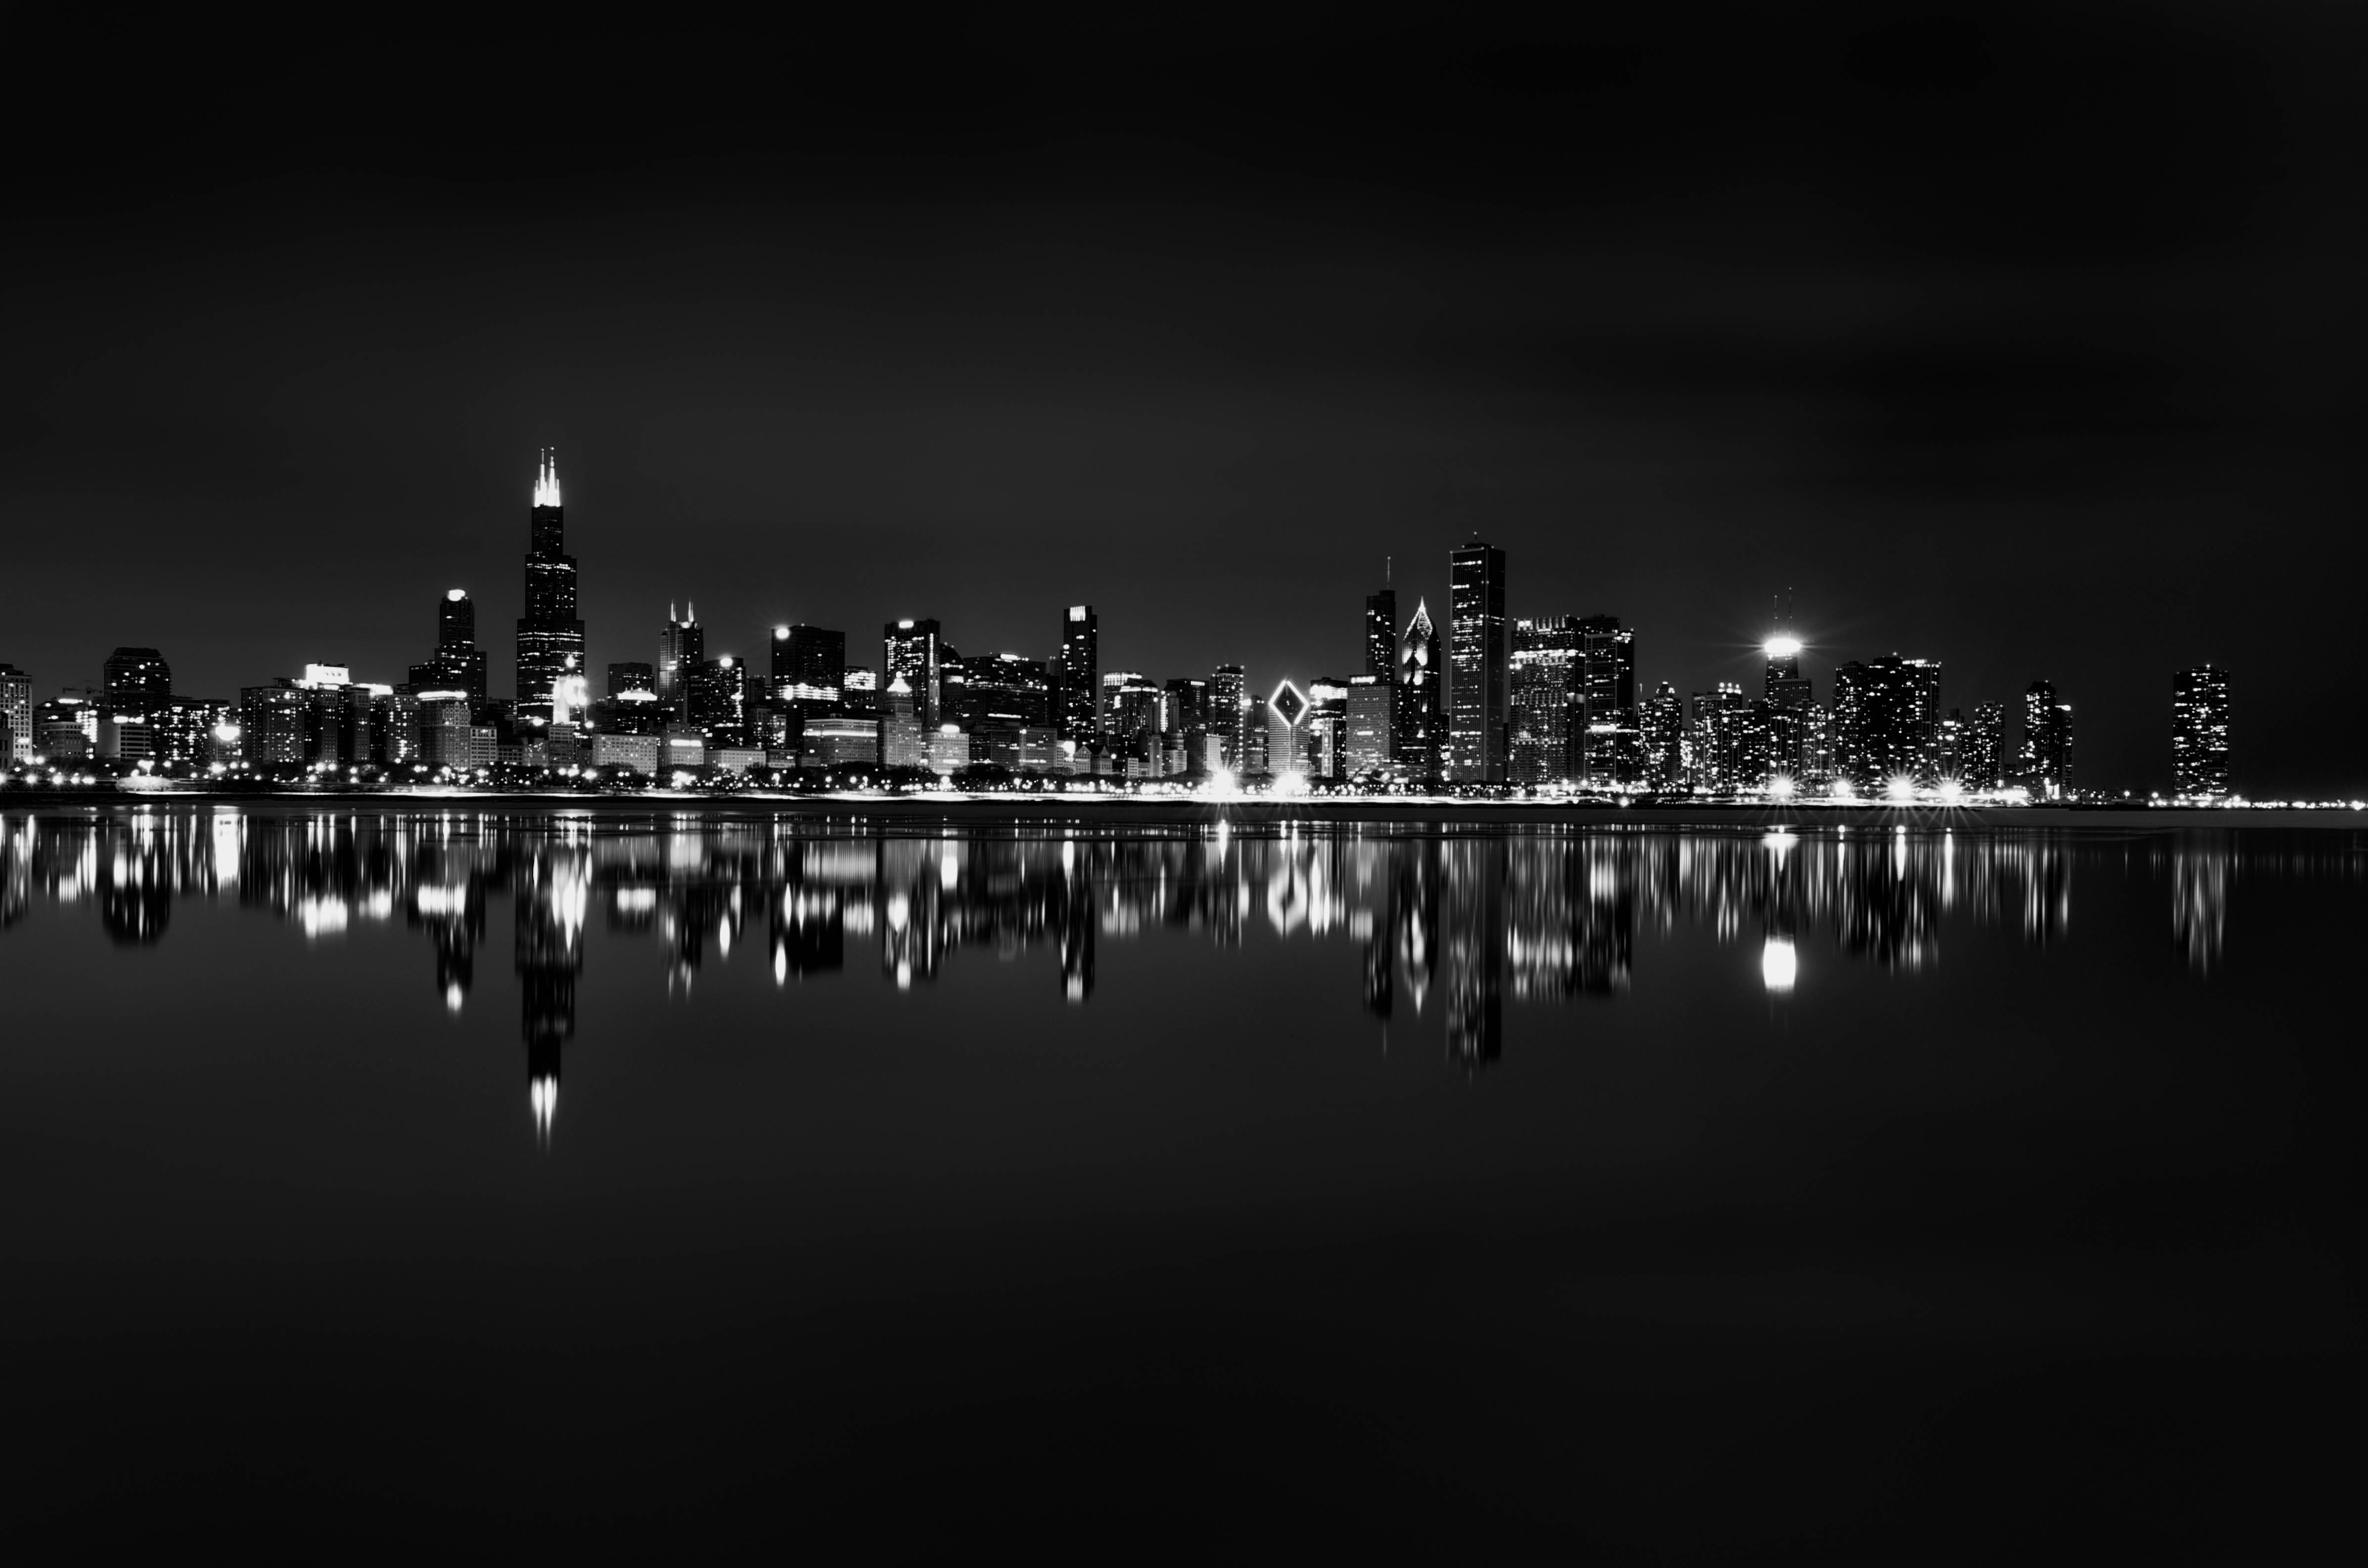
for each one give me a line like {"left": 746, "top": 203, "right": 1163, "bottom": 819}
{"left": 532, "top": 447, "right": 562, "bottom": 508}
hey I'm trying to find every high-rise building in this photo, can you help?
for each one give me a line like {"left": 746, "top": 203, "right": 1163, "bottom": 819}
{"left": 410, "top": 589, "right": 489, "bottom": 699}
{"left": 1267, "top": 680, "right": 1310, "bottom": 776}
{"left": 1447, "top": 539, "right": 1508, "bottom": 783}
{"left": 772, "top": 625, "right": 846, "bottom": 717}
{"left": 687, "top": 656, "right": 753, "bottom": 747}
{"left": 1305, "top": 678, "right": 1349, "bottom": 782}
{"left": 1209, "top": 665, "right": 1247, "bottom": 767}
{"left": 607, "top": 661, "right": 656, "bottom": 699}
{"left": 1395, "top": 601, "right": 1442, "bottom": 781}
{"left": 1365, "top": 585, "right": 1397, "bottom": 679}
{"left": 881, "top": 674, "right": 926, "bottom": 768}
{"left": 1346, "top": 675, "right": 1394, "bottom": 776}
{"left": 0, "top": 663, "right": 34, "bottom": 763}
{"left": 1509, "top": 616, "right": 1582, "bottom": 785}
{"left": 1641, "top": 682, "right": 1685, "bottom": 789}
{"left": 1577, "top": 616, "right": 1640, "bottom": 786}
{"left": 659, "top": 604, "right": 704, "bottom": 713}
{"left": 1963, "top": 701, "right": 2006, "bottom": 791}
{"left": 101, "top": 648, "right": 172, "bottom": 717}
{"left": 514, "top": 449, "right": 587, "bottom": 722}
{"left": 2173, "top": 666, "right": 2230, "bottom": 799}
{"left": 2021, "top": 680, "right": 2074, "bottom": 799}
{"left": 1056, "top": 606, "right": 1098, "bottom": 745}
{"left": 883, "top": 619, "right": 943, "bottom": 727}
{"left": 1832, "top": 654, "right": 1943, "bottom": 788}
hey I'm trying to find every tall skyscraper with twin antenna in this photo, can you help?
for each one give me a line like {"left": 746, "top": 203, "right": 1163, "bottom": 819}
{"left": 514, "top": 449, "right": 586, "bottom": 722}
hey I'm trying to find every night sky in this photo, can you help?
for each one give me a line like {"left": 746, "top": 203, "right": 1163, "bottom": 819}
{"left": 5, "top": 7, "right": 2360, "bottom": 792}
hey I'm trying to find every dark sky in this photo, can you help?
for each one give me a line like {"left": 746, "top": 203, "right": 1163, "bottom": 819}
{"left": 4, "top": 7, "right": 2360, "bottom": 792}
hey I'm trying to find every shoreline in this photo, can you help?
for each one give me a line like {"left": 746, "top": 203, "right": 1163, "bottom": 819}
{"left": 4, "top": 789, "right": 2360, "bottom": 832}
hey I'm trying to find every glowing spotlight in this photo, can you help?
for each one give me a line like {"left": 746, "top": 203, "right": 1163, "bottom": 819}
{"left": 1273, "top": 770, "right": 1309, "bottom": 797}
{"left": 1769, "top": 775, "right": 1796, "bottom": 800}
{"left": 1762, "top": 937, "right": 1798, "bottom": 993}
{"left": 1937, "top": 779, "right": 1964, "bottom": 803}
{"left": 1205, "top": 766, "right": 1238, "bottom": 799}
{"left": 1763, "top": 636, "right": 1803, "bottom": 659}
{"left": 1886, "top": 775, "right": 1917, "bottom": 802}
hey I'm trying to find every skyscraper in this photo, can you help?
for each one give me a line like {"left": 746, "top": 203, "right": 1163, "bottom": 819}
{"left": 1209, "top": 664, "right": 1246, "bottom": 767}
{"left": 410, "top": 590, "right": 488, "bottom": 699}
{"left": 2020, "top": 679, "right": 2075, "bottom": 798}
{"left": 1447, "top": 540, "right": 1508, "bottom": 783}
{"left": 1833, "top": 654, "right": 1943, "bottom": 788}
{"left": 1577, "top": 615, "right": 1639, "bottom": 785}
{"left": 2173, "top": 665, "right": 2231, "bottom": 799}
{"left": 1509, "top": 616, "right": 1582, "bottom": 785}
{"left": 883, "top": 619, "right": 943, "bottom": 727}
{"left": 1365, "top": 584, "right": 1397, "bottom": 679}
{"left": 514, "top": 449, "right": 586, "bottom": 722}
{"left": 659, "top": 604, "right": 704, "bottom": 713}
{"left": 1964, "top": 702, "right": 2006, "bottom": 790}
{"left": 1056, "top": 606, "right": 1098, "bottom": 745}
{"left": 773, "top": 624, "right": 846, "bottom": 717}
{"left": 0, "top": 662, "right": 31, "bottom": 763}
{"left": 101, "top": 647, "right": 172, "bottom": 716}
{"left": 1395, "top": 601, "right": 1441, "bottom": 781}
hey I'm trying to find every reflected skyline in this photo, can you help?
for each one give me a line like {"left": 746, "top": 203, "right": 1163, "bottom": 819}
{"left": 8, "top": 808, "right": 2344, "bottom": 1131}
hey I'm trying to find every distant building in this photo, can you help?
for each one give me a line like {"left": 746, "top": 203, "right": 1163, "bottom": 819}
{"left": 1509, "top": 617, "right": 1582, "bottom": 785}
{"left": 925, "top": 725, "right": 972, "bottom": 776}
{"left": 1209, "top": 664, "right": 1247, "bottom": 768}
{"left": 607, "top": 661, "right": 656, "bottom": 700}
{"left": 658, "top": 604, "right": 704, "bottom": 713}
{"left": 2021, "top": 680, "right": 2075, "bottom": 798}
{"left": 1056, "top": 606, "right": 1098, "bottom": 745}
{"left": 1305, "top": 678, "right": 1349, "bottom": 782}
{"left": 240, "top": 685, "right": 309, "bottom": 766}
{"left": 592, "top": 733, "right": 662, "bottom": 774}
{"left": 1575, "top": 616, "right": 1639, "bottom": 786}
{"left": 800, "top": 716, "right": 880, "bottom": 768}
{"left": 0, "top": 663, "right": 32, "bottom": 763}
{"left": 686, "top": 656, "right": 753, "bottom": 748}
{"left": 1447, "top": 540, "right": 1509, "bottom": 783}
{"left": 1642, "top": 682, "right": 1685, "bottom": 789}
{"left": 841, "top": 666, "right": 879, "bottom": 719}
{"left": 1396, "top": 601, "right": 1442, "bottom": 781}
{"left": 772, "top": 624, "right": 846, "bottom": 717}
{"left": 2173, "top": 666, "right": 2231, "bottom": 799}
{"left": 102, "top": 647, "right": 172, "bottom": 716}
{"left": 1963, "top": 701, "right": 2006, "bottom": 791}
{"left": 882, "top": 619, "right": 943, "bottom": 727}
{"left": 1833, "top": 655, "right": 1942, "bottom": 788}
{"left": 1267, "top": 680, "right": 1310, "bottom": 776}
{"left": 1346, "top": 674, "right": 1394, "bottom": 776}
{"left": 514, "top": 450, "right": 586, "bottom": 721}
{"left": 410, "top": 590, "right": 489, "bottom": 699}
{"left": 882, "top": 673, "right": 927, "bottom": 768}
{"left": 1365, "top": 585, "right": 1397, "bottom": 679}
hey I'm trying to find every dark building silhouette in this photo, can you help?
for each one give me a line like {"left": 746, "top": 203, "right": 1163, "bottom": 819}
{"left": 1448, "top": 539, "right": 1508, "bottom": 783}
{"left": 409, "top": 589, "right": 489, "bottom": 698}
{"left": 1395, "top": 601, "right": 1442, "bottom": 781}
{"left": 2173, "top": 665, "right": 2231, "bottom": 799}
{"left": 102, "top": 647, "right": 172, "bottom": 717}
{"left": 1056, "top": 605, "right": 1098, "bottom": 745}
{"left": 1509, "top": 616, "right": 1582, "bottom": 785}
{"left": 773, "top": 624, "right": 846, "bottom": 717}
{"left": 513, "top": 450, "right": 586, "bottom": 721}
{"left": 883, "top": 618, "right": 943, "bottom": 728}
{"left": 1364, "top": 584, "right": 1397, "bottom": 680}
{"left": 607, "top": 661, "right": 656, "bottom": 699}
{"left": 658, "top": 605, "right": 704, "bottom": 716}
{"left": 2021, "top": 679, "right": 2075, "bottom": 799}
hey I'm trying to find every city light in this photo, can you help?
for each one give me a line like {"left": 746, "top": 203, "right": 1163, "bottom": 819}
{"left": 1761, "top": 936, "right": 1798, "bottom": 993}
{"left": 1763, "top": 636, "right": 1803, "bottom": 658}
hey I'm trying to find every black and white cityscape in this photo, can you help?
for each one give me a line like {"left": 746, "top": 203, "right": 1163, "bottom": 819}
{"left": 0, "top": 447, "right": 2257, "bottom": 805}
{"left": 3, "top": 7, "right": 2358, "bottom": 1559}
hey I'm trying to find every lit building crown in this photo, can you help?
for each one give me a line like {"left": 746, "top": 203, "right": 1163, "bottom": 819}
{"left": 532, "top": 448, "right": 562, "bottom": 508}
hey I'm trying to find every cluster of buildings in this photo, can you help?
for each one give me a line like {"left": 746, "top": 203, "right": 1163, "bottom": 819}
{"left": 0, "top": 454, "right": 2241, "bottom": 799}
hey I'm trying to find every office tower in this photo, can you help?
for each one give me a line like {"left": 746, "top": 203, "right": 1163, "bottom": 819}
{"left": 514, "top": 449, "right": 587, "bottom": 722}
{"left": 948, "top": 654, "right": 1052, "bottom": 728}
{"left": 1209, "top": 665, "right": 1246, "bottom": 767}
{"left": 1054, "top": 606, "right": 1099, "bottom": 746}
{"left": 1395, "top": 601, "right": 1442, "bottom": 781}
{"left": 687, "top": 656, "right": 753, "bottom": 747}
{"left": 883, "top": 619, "right": 943, "bottom": 726}
{"left": 1509, "top": 616, "right": 1583, "bottom": 785}
{"left": 2021, "top": 680, "right": 2075, "bottom": 798}
{"left": 1763, "top": 632, "right": 1811, "bottom": 708}
{"left": 1346, "top": 675, "right": 1394, "bottom": 776}
{"left": 1963, "top": 701, "right": 2006, "bottom": 791}
{"left": 0, "top": 663, "right": 32, "bottom": 763}
{"left": 1102, "top": 672, "right": 1163, "bottom": 772}
{"left": 1642, "top": 682, "right": 1685, "bottom": 789}
{"left": 101, "top": 648, "right": 172, "bottom": 717}
{"left": 658, "top": 604, "right": 704, "bottom": 712}
{"left": 409, "top": 589, "right": 490, "bottom": 699}
{"left": 772, "top": 625, "right": 846, "bottom": 716}
{"left": 1306, "top": 678, "right": 1349, "bottom": 782}
{"left": 1687, "top": 684, "right": 1749, "bottom": 793}
{"left": 1267, "top": 680, "right": 1310, "bottom": 775}
{"left": 841, "top": 666, "right": 879, "bottom": 719}
{"left": 1448, "top": 540, "right": 1509, "bottom": 782}
{"left": 1574, "top": 616, "right": 1640, "bottom": 785}
{"left": 881, "top": 673, "right": 926, "bottom": 767}
{"left": 607, "top": 661, "right": 656, "bottom": 699}
{"left": 1365, "top": 584, "right": 1397, "bottom": 678}
{"left": 1832, "top": 654, "right": 1943, "bottom": 788}
{"left": 239, "top": 685, "right": 308, "bottom": 765}
{"left": 2173, "top": 666, "right": 2231, "bottom": 799}
{"left": 1937, "top": 710, "right": 1966, "bottom": 782}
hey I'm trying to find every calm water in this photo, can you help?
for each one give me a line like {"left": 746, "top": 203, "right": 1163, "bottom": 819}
{"left": 2, "top": 804, "right": 2359, "bottom": 1552}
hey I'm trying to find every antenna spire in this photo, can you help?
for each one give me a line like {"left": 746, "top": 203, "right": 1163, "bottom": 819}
{"left": 532, "top": 447, "right": 562, "bottom": 508}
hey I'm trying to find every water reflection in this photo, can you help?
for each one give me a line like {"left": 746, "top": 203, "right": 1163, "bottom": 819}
{"left": 6, "top": 809, "right": 2355, "bottom": 1118}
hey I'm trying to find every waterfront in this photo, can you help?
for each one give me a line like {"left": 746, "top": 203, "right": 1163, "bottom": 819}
{"left": 1, "top": 805, "right": 2358, "bottom": 1552}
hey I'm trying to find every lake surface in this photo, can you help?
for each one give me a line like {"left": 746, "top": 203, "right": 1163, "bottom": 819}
{"left": 2, "top": 804, "right": 2358, "bottom": 1553}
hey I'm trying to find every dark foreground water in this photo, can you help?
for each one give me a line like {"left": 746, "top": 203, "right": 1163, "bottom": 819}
{"left": 1, "top": 804, "right": 2359, "bottom": 1554}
